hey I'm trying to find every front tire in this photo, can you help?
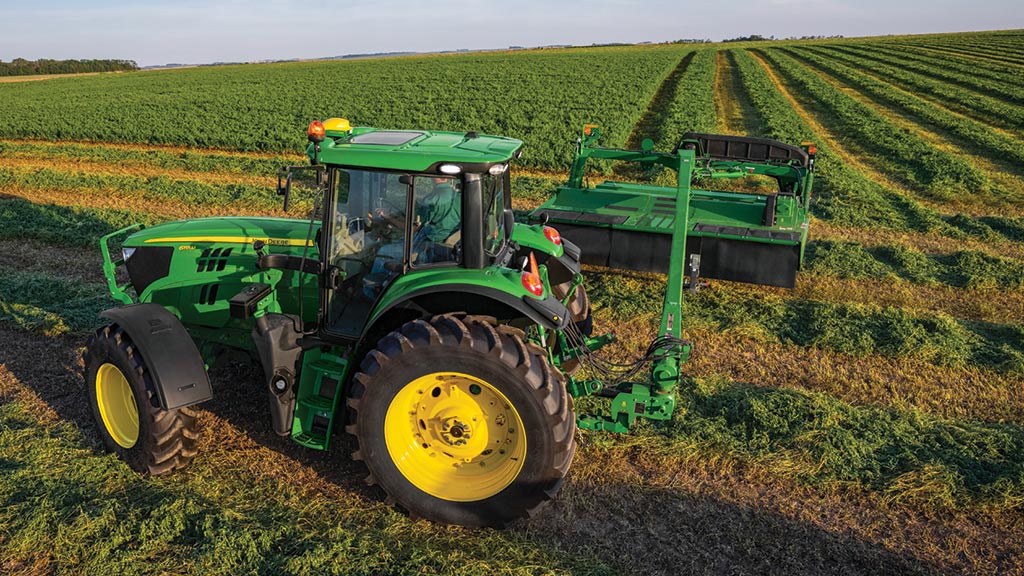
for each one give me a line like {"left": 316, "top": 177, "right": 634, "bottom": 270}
{"left": 84, "top": 324, "right": 200, "bottom": 475}
{"left": 347, "top": 314, "right": 575, "bottom": 527}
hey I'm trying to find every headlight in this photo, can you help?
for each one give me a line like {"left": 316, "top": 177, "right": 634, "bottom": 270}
{"left": 122, "top": 247, "right": 136, "bottom": 262}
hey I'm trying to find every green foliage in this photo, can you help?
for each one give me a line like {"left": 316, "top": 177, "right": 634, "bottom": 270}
{"left": 0, "top": 197, "right": 165, "bottom": 247}
{"left": 0, "top": 403, "right": 610, "bottom": 575}
{"left": 0, "top": 46, "right": 690, "bottom": 170}
{"left": 806, "top": 241, "right": 1024, "bottom": 289}
{"left": 654, "top": 379, "right": 1024, "bottom": 509}
{"left": 0, "top": 58, "right": 137, "bottom": 76}
{"left": 0, "top": 272, "right": 108, "bottom": 335}
{"left": 816, "top": 44, "right": 1024, "bottom": 131}
{"left": 757, "top": 49, "right": 989, "bottom": 200}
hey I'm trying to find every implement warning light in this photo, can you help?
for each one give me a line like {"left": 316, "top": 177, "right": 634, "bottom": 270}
{"left": 801, "top": 141, "right": 817, "bottom": 155}
{"left": 583, "top": 124, "right": 598, "bottom": 136}
{"left": 543, "top": 226, "right": 561, "bottom": 246}
{"left": 308, "top": 120, "right": 326, "bottom": 143}
{"left": 521, "top": 252, "right": 544, "bottom": 297}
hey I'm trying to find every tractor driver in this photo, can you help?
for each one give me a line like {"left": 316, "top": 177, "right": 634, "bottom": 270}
{"left": 367, "top": 175, "right": 461, "bottom": 265}
{"left": 413, "top": 176, "right": 461, "bottom": 264}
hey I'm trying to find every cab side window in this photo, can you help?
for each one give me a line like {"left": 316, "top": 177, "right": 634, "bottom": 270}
{"left": 411, "top": 176, "right": 461, "bottom": 266}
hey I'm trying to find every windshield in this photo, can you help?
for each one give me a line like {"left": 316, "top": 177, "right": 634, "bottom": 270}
{"left": 481, "top": 170, "right": 507, "bottom": 255}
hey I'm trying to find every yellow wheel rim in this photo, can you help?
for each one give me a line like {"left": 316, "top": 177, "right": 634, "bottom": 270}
{"left": 96, "top": 363, "right": 139, "bottom": 449}
{"left": 384, "top": 371, "right": 527, "bottom": 502}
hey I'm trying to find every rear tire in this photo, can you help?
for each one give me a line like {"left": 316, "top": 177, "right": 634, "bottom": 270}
{"left": 347, "top": 314, "right": 575, "bottom": 527}
{"left": 84, "top": 324, "right": 200, "bottom": 475}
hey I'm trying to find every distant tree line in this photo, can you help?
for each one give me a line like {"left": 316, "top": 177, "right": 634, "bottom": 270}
{"left": 0, "top": 58, "right": 138, "bottom": 77}
{"left": 722, "top": 34, "right": 845, "bottom": 43}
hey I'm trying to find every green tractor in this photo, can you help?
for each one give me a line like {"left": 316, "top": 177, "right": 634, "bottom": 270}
{"left": 85, "top": 118, "right": 814, "bottom": 527}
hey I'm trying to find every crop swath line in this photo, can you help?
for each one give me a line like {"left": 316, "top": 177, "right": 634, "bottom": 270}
{"left": 625, "top": 51, "right": 696, "bottom": 149}
{"left": 684, "top": 328, "right": 1024, "bottom": 425}
{"left": 734, "top": 49, "right": 933, "bottom": 231}
{"left": 0, "top": 137, "right": 306, "bottom": 162}
{"left": 752, "top": 48, "right": 1024, "bottom": 241}
{"left": 0, "top": 167, "right": 303, "bottom": 215}
{"left": 778, "top": 48, "right": 1024, "bottom": 216}
{"left": 588, "top": 266, "right": 1024, "bottom": 375}
{"left": 811, "top": 46, "right": 1024, "bottom": 134}
{"left": 713, "top": 50, "right": 763, "bottom": 136}
{"left": 792, "top": 46, "right": 1024, "bottom": 164}
{"left": 0, "top": 139, "right": 302, "bottom": 177}
{"left": 894, "top": 42, "right": 1024, "bottom": 79}
{"left": 813, "top": 221, "right": 1024, "bottom": 262}
{"left": 738, "top": 49, "right": 1011, "bottom": 241}
{"left": 0, "top": 187, "right": 273, "bottom": 232}
{"left": 0, "top": 156, "right": 277, "bottom": 189}
{"left": 851, "top": 44, "right": 1024, "bottom": 99}
{"left": 899, "top": 41, "right": 1024, "bottom": 68}
{"left": 827, "top": 44, "right": 1023, "bottom": 107}
{"left": 755, "top": 48, "right": 991, "bottom": 203}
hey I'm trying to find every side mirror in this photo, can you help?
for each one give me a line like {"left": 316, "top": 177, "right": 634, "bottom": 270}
{"left": 276, "top": 169, "right": 294, "bottom": 212}
{"left": 277, "top": 165, "right": 326, "bottom": 212}
{"left": 503, "top": 209, "right": 515, "bottom": 236}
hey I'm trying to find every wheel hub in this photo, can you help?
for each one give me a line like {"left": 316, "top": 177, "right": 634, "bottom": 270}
{"left": 384, "top": 371, "right": 527, "bottom": 502}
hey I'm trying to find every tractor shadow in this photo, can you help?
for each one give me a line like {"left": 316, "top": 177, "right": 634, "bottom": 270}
{"left": 0, "top": 326, "right": 976, "bottom": 575}
{"left": 201, "top": 357, "right": 382, "bottom": 502}
{"left": 529, "top": 475, "right": 946, "bottom": 576}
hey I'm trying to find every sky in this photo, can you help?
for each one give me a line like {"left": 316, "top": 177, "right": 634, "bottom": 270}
{"left": 0, "top": 0, "right": 1020, "bottom": 67}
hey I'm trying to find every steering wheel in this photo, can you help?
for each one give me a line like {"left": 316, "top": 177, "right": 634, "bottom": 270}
{"left": 347, "top": 217, "right": 367, "bottom": 234}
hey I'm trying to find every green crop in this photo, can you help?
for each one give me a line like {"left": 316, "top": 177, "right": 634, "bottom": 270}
{"left": 786, "top": 46, "right": 1024, "bottom": 170}
{"left": 756, "top": 49, "right": 990, "bottom": 201}
{"left": 812, "top": 45, "right": 1024, "bottom": 132}
{"left": 0, "top": 45, "right": 690, "bottom": 171}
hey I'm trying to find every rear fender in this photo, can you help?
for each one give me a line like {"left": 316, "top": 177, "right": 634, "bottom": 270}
{"left": 359, "top": 286, "right": 570, "bottom": 353}
{"left": 99, "top": 304, "right": 213, "bottom": 410}
{"left": 511, "top": 222, "right": 581, "bottom": 278}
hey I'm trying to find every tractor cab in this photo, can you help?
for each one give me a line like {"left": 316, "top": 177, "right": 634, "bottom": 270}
{"left": 291, "top": 120, "right": 544, "bottom": 341}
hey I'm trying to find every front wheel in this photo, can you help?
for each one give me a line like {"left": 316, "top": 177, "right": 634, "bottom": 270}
{"left": 347, "top": 314, "right": 575, "bottom": 527}
{"left": 83, "top": 324, "right": 200, "bottom": 475}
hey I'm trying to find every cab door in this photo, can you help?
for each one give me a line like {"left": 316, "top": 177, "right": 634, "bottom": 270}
{"left": 323, "top": 168, "right": 410, "bottom": 339}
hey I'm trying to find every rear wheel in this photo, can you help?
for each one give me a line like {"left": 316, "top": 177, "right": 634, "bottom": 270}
{"left": 347, "top": 314, "right": 575, "bottom": 527}
{"left": 84, "top": 324, "right": 200, "bottom": 475}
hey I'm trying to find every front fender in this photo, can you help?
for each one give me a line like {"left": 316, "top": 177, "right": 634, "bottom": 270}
{"left": 99, "top": 304, "right": 212, "bottom": 410}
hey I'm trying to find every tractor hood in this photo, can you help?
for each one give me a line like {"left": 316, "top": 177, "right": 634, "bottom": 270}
{"left": 125, "top": 216, "right": 319, "bottom": 250}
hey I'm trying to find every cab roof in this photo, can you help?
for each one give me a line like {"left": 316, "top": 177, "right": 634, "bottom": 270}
{"left": 310, "top": 127, "right": 524, "bottom": 173}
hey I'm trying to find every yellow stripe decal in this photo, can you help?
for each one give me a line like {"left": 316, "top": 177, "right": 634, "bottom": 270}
{"left": 143, "top": 236, "right": 314, "bottom": 247}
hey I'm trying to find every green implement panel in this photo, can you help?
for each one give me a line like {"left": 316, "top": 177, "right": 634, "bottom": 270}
{"left": 531, "top": 130, "right": 813, "bottom": 288}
